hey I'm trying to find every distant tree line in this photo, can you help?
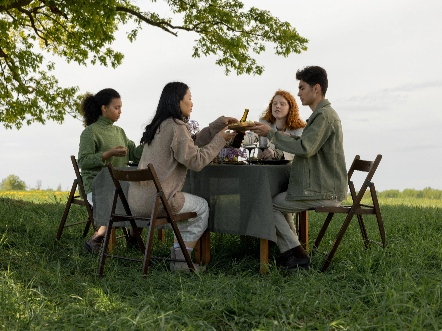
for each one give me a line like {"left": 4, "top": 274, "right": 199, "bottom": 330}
{"left": 377, "top": 188, "right": 442, "bottom": 200}
{"left": 0, "top": 175, "right": 62, "bottom": 191}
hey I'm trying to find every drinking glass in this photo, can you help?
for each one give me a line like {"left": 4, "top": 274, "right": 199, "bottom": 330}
{"left": 258, "top": 137, "right": 269, "bottom": 158}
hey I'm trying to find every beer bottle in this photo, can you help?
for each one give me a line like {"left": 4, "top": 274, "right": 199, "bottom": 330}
{"left": 231, "top": 109, "right": 249, "bottom": 148}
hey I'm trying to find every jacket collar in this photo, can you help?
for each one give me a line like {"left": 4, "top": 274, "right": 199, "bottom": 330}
{"left": 306, "top": 99, "right": 330, "bottom": 123}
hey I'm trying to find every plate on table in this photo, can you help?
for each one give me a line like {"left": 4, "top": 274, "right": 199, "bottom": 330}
{"left": 250, "top": 159, "right": 291, "bottom": 165}
{"left": 227, "top": 122, "right": 256, "bottom": 131}
{"left": 213, "top": 160, "right": 246, "bottom": 165}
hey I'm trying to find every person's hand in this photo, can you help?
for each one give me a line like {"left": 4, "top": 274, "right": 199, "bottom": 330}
{"left": 261, "top": 148, "right": 275, "bottom": 160}
{"left": 102, "top": 146, "right": 127, "bottom": 161}
{"left": 280, "top": 131, "right": 291, "bottom": 137}
{"left": 250, "top": 122, "right": 271, "bottom": 137}
{"left": 222, "top": 116, "right": 239, "bottom": 125}
{"left": 218, "top": 127, "right": 238, "bottom": 141}
{"left": 110, "top": 146, "right": 128, "bottom": 157}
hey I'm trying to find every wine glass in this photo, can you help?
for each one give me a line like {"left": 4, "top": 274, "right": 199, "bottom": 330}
{"left": 243, "top": 144, "right": 256, "bottom": 164}
{"left": 258, "top": 137, "right": 269, "bottom": 159}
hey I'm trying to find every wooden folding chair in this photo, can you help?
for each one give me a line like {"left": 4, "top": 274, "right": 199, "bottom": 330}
{"left": 98, "top": 163, "right": 197, "bottom": 277}
{"left": 313, "top": 154, "right": 387, "bottom": 272}
{"left": 56, "top": 156, "right": 97, "bottom": 240}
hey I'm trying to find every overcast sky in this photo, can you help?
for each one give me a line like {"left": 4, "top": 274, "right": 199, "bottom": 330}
{"left": 1, "top": 0, "right": 441, "bottom": 192}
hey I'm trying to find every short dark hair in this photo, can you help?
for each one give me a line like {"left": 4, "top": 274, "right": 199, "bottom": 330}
{"left": 296, "top": 66, "right": 328, "bottom": 96}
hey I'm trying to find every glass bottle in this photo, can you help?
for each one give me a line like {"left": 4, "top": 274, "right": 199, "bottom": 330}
{"left": 231, "top": 109, "right": 249, "bottom": 148}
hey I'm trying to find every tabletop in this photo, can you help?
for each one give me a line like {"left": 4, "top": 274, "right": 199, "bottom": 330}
{"left": 92, "top": 163, "right": 291, "bottom": 242}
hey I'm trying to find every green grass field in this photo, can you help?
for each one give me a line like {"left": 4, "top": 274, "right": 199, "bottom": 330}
{"left": 1, "top": 191, "right": 441, "bottom": 330}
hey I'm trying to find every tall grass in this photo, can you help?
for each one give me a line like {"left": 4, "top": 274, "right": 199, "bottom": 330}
{"left": 1, "top": 191, "right": 442, "bottom": 330}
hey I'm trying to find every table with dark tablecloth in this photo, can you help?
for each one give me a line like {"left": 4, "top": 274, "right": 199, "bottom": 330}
{"left": 92, "top": 164, "right": 291, "bottom": 242}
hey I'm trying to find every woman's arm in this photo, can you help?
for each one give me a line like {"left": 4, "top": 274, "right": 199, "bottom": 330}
{"left": 193, "top": 116, "right": 238, "bottom": 147}
{"left": 172, "top": 124, "right": 235, "bottom": 171}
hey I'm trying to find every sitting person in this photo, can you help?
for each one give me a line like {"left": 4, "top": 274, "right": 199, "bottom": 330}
{"left": 78, "top": 88, "right": 143, "bottom": 254}
{"left": 250, "top": 66, "right": 347, "bottom": 271}
{"left": 128, "top": 82, "right": 237, "bottom": 272}
{"left": 258, "top": 90, "right": 306, "bottom": 160}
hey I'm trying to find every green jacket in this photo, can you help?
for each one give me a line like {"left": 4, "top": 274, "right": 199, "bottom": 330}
{"left": 267, "top": 99, "right": 347, "bottom": 201}
{"left": 78, "top": 116, "right": 143, "bottom": 194}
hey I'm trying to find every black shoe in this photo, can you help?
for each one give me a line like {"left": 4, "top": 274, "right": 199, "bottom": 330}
{"left": 281, "top": 255, "right": 310, "bottom": 271}
{"left": 279, "top": 245, "right": 310, "bottom": 271}
{"left": 127, "top": 233, "right": 140, "bottom": 250}
{"left": 83, "top": 234, "right": 104, "bottom": 255}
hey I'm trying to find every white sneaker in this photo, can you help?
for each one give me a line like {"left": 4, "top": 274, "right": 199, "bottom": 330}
{"left": 170, "top": 247, "right": 205, "bottom": 273}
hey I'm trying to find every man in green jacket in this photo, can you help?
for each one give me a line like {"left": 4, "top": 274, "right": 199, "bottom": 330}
{"left": 251, "top": 66, "right": 347, "bottom": 271}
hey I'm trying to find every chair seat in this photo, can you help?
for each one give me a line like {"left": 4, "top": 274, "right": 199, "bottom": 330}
{"left": 315, "top": 205, "right": 377, "bottom": 215}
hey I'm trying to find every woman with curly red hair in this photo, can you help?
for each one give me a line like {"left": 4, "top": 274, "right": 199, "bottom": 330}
{"left": 258, "top": 90, "right": 306, "bottom": 160}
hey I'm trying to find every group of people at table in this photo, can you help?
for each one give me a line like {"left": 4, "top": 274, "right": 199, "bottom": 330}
{"left": 78, "top": 65, "right": 347, "bottom": 272}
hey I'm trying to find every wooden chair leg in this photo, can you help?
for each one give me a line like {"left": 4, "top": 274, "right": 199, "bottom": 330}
{"left": 142, "top": 220, "right": 157, "bottom": 276}
{"left": 194, "top": 238, "right": 202, "bottom": 264}
{"left": 260, "top": 238, "right": 269, "bottom": 274}
{"left": 157, "top": 228, "right": 165, "bottom": 242}
{"left": 98, "top": 222, "right": 113, "bottom": 277}
{"left": 314, "top": 213, "right": 334, "bottom": 250}
{"left": 356, "top": 214, "right": 370, "bottom": 248}
{"left": 56, "top": 181, "right": 77, "bottom": 240}
{"left": 320, "top": 211, "right": 356, "bottom": 272}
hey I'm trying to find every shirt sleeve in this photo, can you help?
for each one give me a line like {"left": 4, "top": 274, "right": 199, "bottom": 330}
{"left": 123, "top": 131, "right": 143, "bottom": 162}
{"left": 268, "top": 112, "right": 333, "bottom": 159}
{"left": 192, "top": 117, "right": 226, "bottom": 147}
{"left": 172, "top": 124, "right": 226, "bottom": 171}
{"left": 78, "top": 128, "right": 105, "bottom": 170}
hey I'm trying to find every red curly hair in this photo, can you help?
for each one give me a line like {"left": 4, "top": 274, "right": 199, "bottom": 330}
{"left": 260, "top": 90, "right": 306, "bottom": 130}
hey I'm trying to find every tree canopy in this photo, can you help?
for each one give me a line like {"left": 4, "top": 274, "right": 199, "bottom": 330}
{"left": 0, "top": 0, "right": 308, "bottom": 129}
{"left": 0, "top": 174, "right": 27, "bottom": 190}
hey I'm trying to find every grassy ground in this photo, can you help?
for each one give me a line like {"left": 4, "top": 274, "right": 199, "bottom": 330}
{"left": 0, "top": 191, "right": 441, "bottom": 330}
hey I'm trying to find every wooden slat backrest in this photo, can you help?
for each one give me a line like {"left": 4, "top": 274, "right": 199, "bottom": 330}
{"left": 110, "top": 166, "right": 154, "bottom": 182}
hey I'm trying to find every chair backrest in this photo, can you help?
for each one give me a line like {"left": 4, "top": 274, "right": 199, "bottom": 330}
{"left": 71, "top": 155, "right": 89, "bottom": 201}
{"left": 107, "top": 163, "right": 171, "bottom": 219}
{"left": 347, "top": 154, "right": 382, "bottom": 204}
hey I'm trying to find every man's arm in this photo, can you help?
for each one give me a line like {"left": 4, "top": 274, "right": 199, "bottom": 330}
{"left": 269, "top": 113, "right": 333, "bottom": 158}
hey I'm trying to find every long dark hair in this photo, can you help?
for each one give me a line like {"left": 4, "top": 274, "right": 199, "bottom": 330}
{"left": 80, "top": 88, "right": 121, "bottom": 126}
{"left": 140, "top": 82, "right": 189, "bottom": 145}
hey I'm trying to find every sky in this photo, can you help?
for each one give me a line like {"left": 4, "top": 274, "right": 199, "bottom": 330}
{"left": 1, "top": 0, "right": 442, "bottom": 192}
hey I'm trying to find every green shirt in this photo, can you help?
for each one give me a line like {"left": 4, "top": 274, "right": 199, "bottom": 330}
{"left": 268, "top": 99, "right": 347, "bottom": 201}
{"left": 78, "top": 116, "right": 143, "bottom": 194}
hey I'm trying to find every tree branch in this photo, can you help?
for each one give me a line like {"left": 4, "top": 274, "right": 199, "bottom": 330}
{"left": 16, "top": 6, "right": 49, "bottom": 46}
{"left": 115, "top": 6, "right": 178, "bottom": 36}
{"left": 0, "top": 0, "right": 33, "bottom": 12}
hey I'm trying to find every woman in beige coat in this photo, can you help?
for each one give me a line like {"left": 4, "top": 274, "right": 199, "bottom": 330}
{"left": 128, "top": 82, "right": 237, "bottom": 271}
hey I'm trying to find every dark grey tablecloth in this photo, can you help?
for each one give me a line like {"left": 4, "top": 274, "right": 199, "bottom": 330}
{"left": 92, "top": 164, "right": 291, "bottom": 241}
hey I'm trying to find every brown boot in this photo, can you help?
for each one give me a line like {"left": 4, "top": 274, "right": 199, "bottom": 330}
{"left": 83, "top": 233, "right": 104, "bottom": 255}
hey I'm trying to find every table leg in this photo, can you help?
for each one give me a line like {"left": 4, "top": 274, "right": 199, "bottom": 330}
{"left": 157, "top": 228, "right": 165, "bottom": 243}
{"left": 108, "top": 227, "right": 117, "bottom": 253}
{"left": 194, "top": 231, "right": 210, "bottom": 265}
{"left": 200, "top": 231, "right": 210, "bottom": 265}
{"left": 260, "top": 238, "right": 269, "bottom": 274}
{"left": 299, "top": 211, "right": 309, "bottom": 251}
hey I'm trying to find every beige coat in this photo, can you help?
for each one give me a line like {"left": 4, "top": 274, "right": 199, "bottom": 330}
{"left": 128, "top": 117, "right": 226, "bottom": 216}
